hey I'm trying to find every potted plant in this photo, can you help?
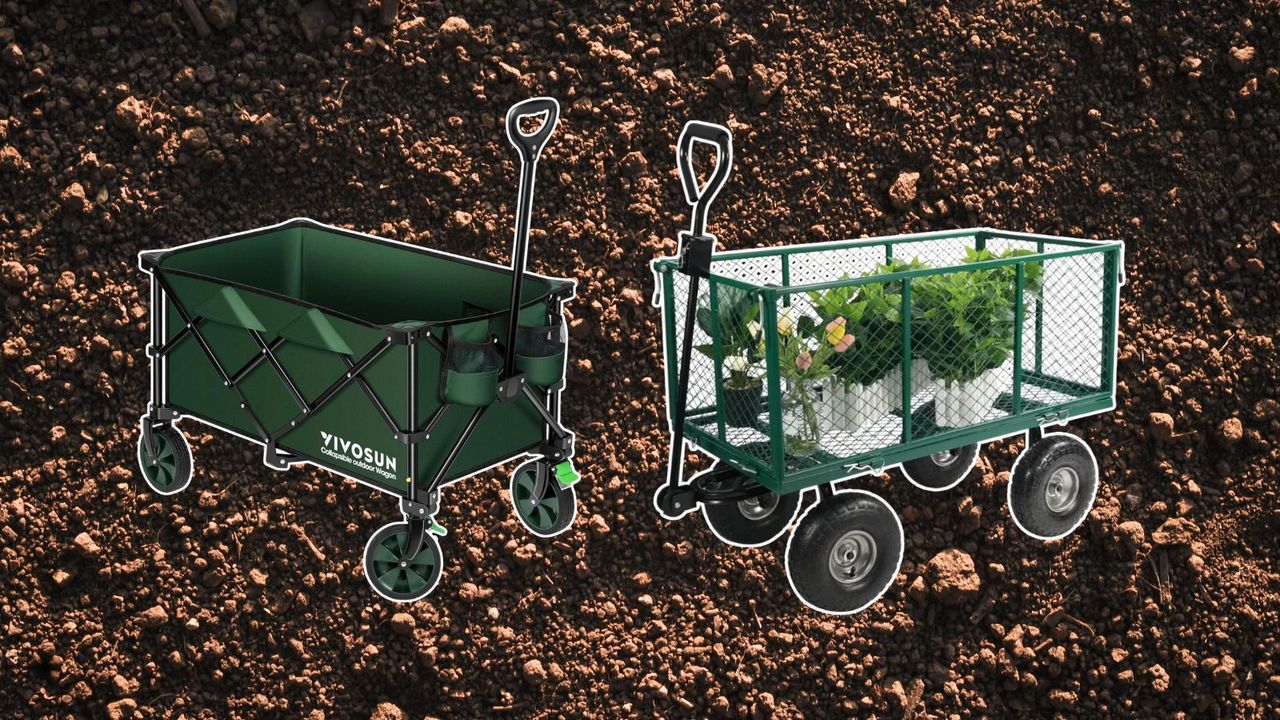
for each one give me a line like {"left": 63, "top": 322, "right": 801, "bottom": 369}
{"left": 776, "top": 307, "right": 838, "bottom": 457}
{"left": 808, "top": 258, "right": 927, "bottom": 432}
{"left": 914, "top": 248, "right": 1042, "bottom": 427}
{"left": 695, "top": 286, "right": 766, "bottom": 428}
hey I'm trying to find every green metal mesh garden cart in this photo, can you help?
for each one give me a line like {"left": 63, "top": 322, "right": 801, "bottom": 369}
{"left": 136, "top": 98, "right": 580, "bottom": 602}
{"left": 653, "top": 121, "right": 1123, "bottom": 614}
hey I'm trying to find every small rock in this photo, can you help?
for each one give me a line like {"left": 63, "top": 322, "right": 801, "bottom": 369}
{"left": 1218, "top": 417, "right": 1243, "bottom": 445}
{"left": 497, "top": 61, "right": 522, "bottom": 81}
{"left": 1227, "top": 46, "right": 1255, "bottom": 72}
{"left": 73, "top": 531, "right": 101, "bottom": 557}
{"left": 1254, "top": 398, "right": 1279, "bottom": 421}
{"left": 1179, "top": 55, "right": 1202, "bottom": 74}
{"left": 2, "top": 261, "right": 28, "bottom": 289}
{"left": 889, "top": 171, "right": 920, "bottom": 210}
{"left": 204, "top": 0, "right": 237, "bottom": 30}
{"left": 298, "top": 1, "right": 335, "bottom": 42}
{"left": 1148, "top": 412, "right": 1175, "bottom": 441}
{"left": 1115, "top": 520, "right": 1145, "bottom": 552}
{"left": 439, "top": 16, "right": 471, "bottom": 42}
{"left": 1151, "top": 517, "right": 1198, "bottom": 546}
{"left": 619, "top": 151, "right": 648, "bottom": 178}
{"left": 181, "top": 127, "right": 210, "bottom": 153}
{"left": 522, "top": 658, "right": 547, "bottom": 685}
{"left": 369, "top": 702, "right": 405, "bottom": 720}
{"left": 652, "top": 68, "right": 676, "bottom": 91}
{"left": 61, "top": 182, "right": 91, "bottom": 215}
{"left": 926, "top": 549, "right": 981, "bottom": 605}
{"left": 138, "top": 605, "right": 168, "bottom": 628}
{"left": 709, "top": 64, "right": 734, "bottom": 91}
{"left": 748, "top": 63, "right": 787, "bottom": 105}
{"left": 106, "top": 699, "right": 138, "bottom": 720}
{"left": 452, "top": 210, "right": 473, "bottom": 227}
{"left": 248, "top": 568, "right": 268, "bottom": 586}
{"left": 1147, "top": 663, "right": 1170, "bottom": 692}
{"left": 619, "top": 287, "right": 645, "bottom": 305}
{"left": 1212, "top": 654, "right": 1236, "bottom": 683}
{"left": 588, "top": 513, "right": 611, "bottom": 537}
{"left": 2, "top": 42, "right": 23, "bottom": 68}
{"left": 52, "top": 569, "right": 72, "bottom": 586}
{"left": 389, "top": 612, "right": 415, "bottom": 634}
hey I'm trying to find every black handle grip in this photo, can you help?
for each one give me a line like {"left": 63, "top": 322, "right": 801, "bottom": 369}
{"left": 506, "top": 97, "right": 561, "bottom": 163}
{"left": 677, "top": 120, "right": 733, "bottom": 208}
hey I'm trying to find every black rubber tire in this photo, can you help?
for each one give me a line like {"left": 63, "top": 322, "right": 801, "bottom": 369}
{"left": 1008, "top": 434, "right": 1098, "bottom": 540}
{"left": 702, "top": 488, "right": 802, "bottom": 547}
{"left": 901, "top": 444, "right": 978, "bottom": 492}
{"left": 136, "top": 424, "right": 192, "bottom": 496}
{"left": 510, "top": 461, "right": 576, "bottom": 538}
{"left": 364, "top": 522, "right": 444, "bottom": 602}
{"left": 785, "top": 491, "right": 903, "bottom": 614}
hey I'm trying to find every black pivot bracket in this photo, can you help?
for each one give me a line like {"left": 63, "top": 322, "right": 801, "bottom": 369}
{"left": 399, "top": 493, "right": 440, "bottom": 563}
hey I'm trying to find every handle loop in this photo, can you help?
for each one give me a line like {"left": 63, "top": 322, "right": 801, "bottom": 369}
{"left": 506, "top": 97, "right": 561, "bottom": 163}
{"left": 677, "top": 121, "right": 733, "bottom": 237}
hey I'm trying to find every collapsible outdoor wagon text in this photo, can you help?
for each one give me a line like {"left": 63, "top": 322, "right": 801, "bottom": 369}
{"left": 654, "top": 121, "right": 1123, "bottom": 614}
{"left": 137, "top": 98, "right": 580, "bottom": 602}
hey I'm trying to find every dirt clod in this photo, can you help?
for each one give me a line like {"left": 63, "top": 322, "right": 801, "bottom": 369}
{"left": 1148, "top": 412, "right": 1175, "bottom": 441}
{"left": 889, "top": 171, "right": 920, "bottom": 210}
{"left": 926, "top": 549, "right": 981, "bottom": 605}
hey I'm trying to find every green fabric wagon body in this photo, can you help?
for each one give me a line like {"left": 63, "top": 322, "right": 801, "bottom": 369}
{"left": 140, "top": 218, "right": 573, "bottom": 495}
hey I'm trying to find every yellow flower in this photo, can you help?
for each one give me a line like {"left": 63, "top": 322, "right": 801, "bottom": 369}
{"left": 824, "top": 317, "right": 847, "bottom": 346}
{"left": 777, "top": 308, "right": 796, "bottom": 336}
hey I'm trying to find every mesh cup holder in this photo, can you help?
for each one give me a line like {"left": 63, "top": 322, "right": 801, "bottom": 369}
{"left": 514, "top": 323, "right": 567, "bottom": 386}
{"left": 443, "top": 339, "right": 502, "bottom": 406}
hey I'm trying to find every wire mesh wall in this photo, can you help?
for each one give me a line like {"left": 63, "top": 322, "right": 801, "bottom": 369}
{"left": 658, "top": 230, "right": 1119, "bottom": 489}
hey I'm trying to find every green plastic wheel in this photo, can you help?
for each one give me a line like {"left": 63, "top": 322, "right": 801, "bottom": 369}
{"left": 136, "top": 425, "right": 192, "bottom": 496}
{"left": 510, "top": 461, "right": 576, "bottom": 538}
{"left": 363, "top": 522, "right": 443, "bottom": 602}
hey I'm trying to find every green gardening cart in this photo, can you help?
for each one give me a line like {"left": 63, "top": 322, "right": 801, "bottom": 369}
{"left": 654, "top": 121, "right": 1123, "bottom": 614}
{"left": 137, "top": 98, "right": 580, "bottom": 602}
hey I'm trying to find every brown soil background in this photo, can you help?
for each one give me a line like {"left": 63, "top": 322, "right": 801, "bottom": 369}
{"left": 2, "top": 1, "right": 1278, "bottom": 718}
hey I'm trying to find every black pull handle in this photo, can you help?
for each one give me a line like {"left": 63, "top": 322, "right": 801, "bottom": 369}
{"left": 677, "top": 120, "right": 733, "bottom": 237}
{"left": 506, "top": 97, "right": 561, "bottom": 163}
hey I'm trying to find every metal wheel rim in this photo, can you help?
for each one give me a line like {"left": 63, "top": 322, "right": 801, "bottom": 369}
{"left": 1044, "top": 466, "right": 1081, "bottom": 515}
{"left": 930, "top": 449, "right": 959, "bottom": 467}
{"left": 514, "top": 469, "right": 561, "bottom": 531}
{"left": 369, "top": 531, "right": 437, "bottom": 596}
{"left": 140, "top": 432, "right": 178, "bottom": 489}
{"left": 827, "top": 529, "right": 878, "bottom": 588}
{"left": 738, "top": 493, "right": 779, "bottom": 521}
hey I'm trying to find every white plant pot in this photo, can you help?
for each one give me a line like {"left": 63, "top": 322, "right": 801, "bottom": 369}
{"left": 911, "top": 358, "right": 933, "bottom": 394}
{"left": 934, "top": 367, "right": 1004, "bottom": 427}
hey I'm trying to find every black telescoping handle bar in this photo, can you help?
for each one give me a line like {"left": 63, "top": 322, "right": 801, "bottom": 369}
{"left": 665, "top": 121, "right": 734, "bottom": 501}
{"left": 502, "top": 96, "right": 561, "bottom": 377}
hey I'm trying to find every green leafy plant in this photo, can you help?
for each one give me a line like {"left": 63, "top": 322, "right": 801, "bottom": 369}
{"left": 913, "top": 248, "right": 1042, "bottom": 386}
{"left": 695, "top": 285, "right": 764, "bottom": 389}
{"left": 807, "top": 258, "right": 927, "bottom": 388}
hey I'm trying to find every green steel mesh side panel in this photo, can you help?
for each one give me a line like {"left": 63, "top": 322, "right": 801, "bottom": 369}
{"left": 659, "top": 229, "right": 1120, "bottom": 494}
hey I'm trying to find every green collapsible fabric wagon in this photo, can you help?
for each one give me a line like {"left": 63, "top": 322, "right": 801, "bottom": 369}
{"left": 137, "top": 98, "right": 580, "bottom": 602}
{"left": 653, "top": 121, "right": 1124, "bottom": 614}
